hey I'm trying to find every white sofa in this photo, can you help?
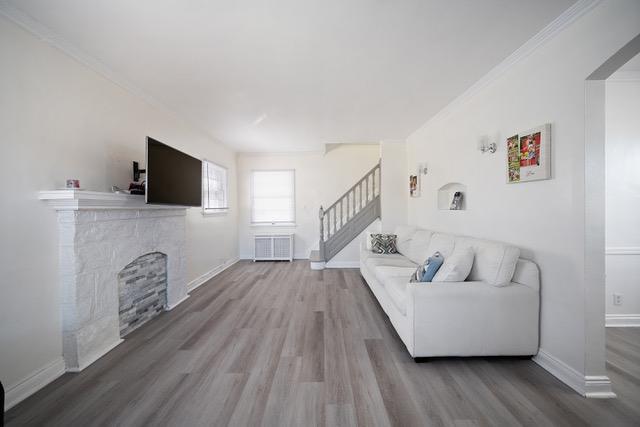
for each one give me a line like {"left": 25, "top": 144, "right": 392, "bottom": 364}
{"left": 360, "top": 226, "right": 539, "bottom": 358}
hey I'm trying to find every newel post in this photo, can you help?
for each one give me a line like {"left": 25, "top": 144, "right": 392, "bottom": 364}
{"left": 318, "top": 206, "right": 325, "bottom": 260}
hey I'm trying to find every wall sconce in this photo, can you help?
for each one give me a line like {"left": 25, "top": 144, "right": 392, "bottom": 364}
{"left": 478, "top": 137, "right": 497, "bottom": 154}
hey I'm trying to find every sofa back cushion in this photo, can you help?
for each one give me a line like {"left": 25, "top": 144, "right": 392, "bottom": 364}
{"left": 394, "top": 225, "right": 416, "bottom": 256}
{"left": 402, "top": 229, "right": 434, "bottom": 265}
{"left": 512, "top": 258, "right": 540, "bottom": 291}
{"left": 457, "top": 237, "right": 520, "bottom": 286}
{"left": 426, "top": 233, "right": 456, "bottom": 258}
{"left": 392, "top": 227, "right": 522, "bottom": 287}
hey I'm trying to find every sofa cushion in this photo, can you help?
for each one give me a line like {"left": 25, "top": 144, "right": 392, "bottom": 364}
{"left": 365, "top": 256, "right": 416, "bottom": 270}
{"left": 458, "top": 237, "right": 521, "bottom": 286}
{"left": 426, "top": 233, "right": 456, "bottom": 258}
{"left": 402, "top": 229, "right": 434, "bottom": 265}
{"left": 394, "top": 225, "right": 417, "bottom": 256}
{"left": 512, "top": 258, "right": 539, "bottom": 291}
{"left": 384, "top": 277, "right": 410, "bottom": 315}
{"left": 373, "top": 266, "right": 416, "bottom": 284}
{"left": 433, "top": 246, "right": 474, "bottom": 282}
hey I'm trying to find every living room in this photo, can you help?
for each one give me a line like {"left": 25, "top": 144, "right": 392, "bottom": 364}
{"left": 1, "top": 0, "right": 639, "bottom": 425}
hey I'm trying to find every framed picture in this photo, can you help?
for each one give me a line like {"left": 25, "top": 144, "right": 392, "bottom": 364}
{"left": 506, "top": 123, "right": 551, "bottom": 183}
{"left": 409, "top": 175, "right": 419, "bottom": 197}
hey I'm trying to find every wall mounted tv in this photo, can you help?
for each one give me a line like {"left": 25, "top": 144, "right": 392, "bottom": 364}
{"left": 146, "top": 137, "right": 202, "bottom": 206}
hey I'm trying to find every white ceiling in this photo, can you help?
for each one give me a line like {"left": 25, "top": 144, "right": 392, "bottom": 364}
{"left": 5, "top": 0, "right": 576, "bottom": 152}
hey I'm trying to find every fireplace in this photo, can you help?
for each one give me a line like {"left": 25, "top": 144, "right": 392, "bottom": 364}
{"left": 118, "top": 252, "right": 168, "bottom": 337}
{"left": 40, "top": 190, "right": 189, "bottom": 372}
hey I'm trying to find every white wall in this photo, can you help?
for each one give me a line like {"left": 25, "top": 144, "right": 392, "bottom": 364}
{"left": 379, "top": 142, "right": 408, "bottom": 233}
{"left": 405, "top": 0, "right": 640, "bottom": 387}
{"left": 605, "top": 76, "right": 640, "bottom": 319}
{"left": 237, "top": 145, "right": 380, "bottom": 264}
{"left": 0, "top": 16, "right": 238, "bottom": 397}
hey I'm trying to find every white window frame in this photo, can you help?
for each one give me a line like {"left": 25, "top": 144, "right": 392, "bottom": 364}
{"left": 202, "top": 159, "right": 229, "bottom": 215}
{"left": 250, "top": 169, "right": 296, "bottom": 226}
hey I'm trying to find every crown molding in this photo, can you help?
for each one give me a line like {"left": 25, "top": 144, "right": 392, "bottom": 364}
{"left": 412, "top": 0, "right": 601, "bottom": 134}
{"left": 607, "top": 70, "right": 640, "bottom": 82}
{"left": 0, "top": 1, "right": 234, "bottom": 152}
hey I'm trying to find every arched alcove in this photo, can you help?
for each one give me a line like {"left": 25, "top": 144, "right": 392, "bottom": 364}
{"left": 437, "top": 182, "right": 467, "bottom": 210}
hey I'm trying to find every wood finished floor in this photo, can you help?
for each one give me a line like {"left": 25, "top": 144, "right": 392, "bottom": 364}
{"left": 6, "top": 261, "right": 640, "bottom": 426}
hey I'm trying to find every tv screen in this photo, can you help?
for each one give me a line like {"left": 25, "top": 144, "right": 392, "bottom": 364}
{"left": 145, "top": 137, "right": 202, "bottom": 206}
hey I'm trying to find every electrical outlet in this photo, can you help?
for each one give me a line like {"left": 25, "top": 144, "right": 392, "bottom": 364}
{"left": 613, "top": 293, "right": 623, "bottom": 306}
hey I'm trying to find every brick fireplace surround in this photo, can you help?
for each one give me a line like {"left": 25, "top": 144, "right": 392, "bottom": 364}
{"left": 39, "top": 190, "right": 189, "bottom": 372}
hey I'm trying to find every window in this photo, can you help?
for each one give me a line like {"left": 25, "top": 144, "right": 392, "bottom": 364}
{"left": 251, "top": 170, "right": 295, "bottom": 224}
{"left": 202, "top": 160, "right": 228, "bottom": 214}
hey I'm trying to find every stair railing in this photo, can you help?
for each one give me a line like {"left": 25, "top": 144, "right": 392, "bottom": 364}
{"left": 318, "top": 160, "right": 381, "bottom": 260}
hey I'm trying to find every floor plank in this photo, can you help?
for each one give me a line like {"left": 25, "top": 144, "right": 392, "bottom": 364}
{"left": 5, "top": 261, "right": 640, "bottom": 426}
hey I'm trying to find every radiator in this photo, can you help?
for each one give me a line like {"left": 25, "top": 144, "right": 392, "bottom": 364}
{"left": 253, "top": 233, "right": 294, "bottom": 261}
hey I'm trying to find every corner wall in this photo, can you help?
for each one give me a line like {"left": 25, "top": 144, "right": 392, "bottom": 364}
{"left": 405, "top": 0, "right": 640, "bottom": 394}
{"left": 0, "top": 15, "right": 238, "bottom": 406}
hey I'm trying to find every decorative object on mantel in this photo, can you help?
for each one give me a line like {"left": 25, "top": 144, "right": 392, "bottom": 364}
{"left": 477, "top": 137, "right": 497, "bottom": 154}
{"left": 507, "top": 123, "right": 551, "bottom": 183}
{"left": 66, "top": 179, "right": 81, "bottom": 189}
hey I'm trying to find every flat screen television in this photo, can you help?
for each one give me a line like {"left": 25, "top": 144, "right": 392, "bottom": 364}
{"left": 145, "top": 137, "right": 202, "bottom": 206}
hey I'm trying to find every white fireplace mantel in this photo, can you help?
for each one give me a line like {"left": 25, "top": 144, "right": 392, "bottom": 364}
{"left": 39, "top": 189, "right": 189, "bottom": 372}
{"left": 38, "top": 189, "right": 192, "bottom": 211}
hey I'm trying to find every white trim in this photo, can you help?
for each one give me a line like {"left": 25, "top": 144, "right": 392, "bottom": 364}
{"left": 412, "top": 0, "right": 600, "bottom": 131}
{"left": 0, "top": 1, "right": 233, "bottom": 152}
{"left": 166, "top": 294, "right": 190, "bottom": 311}
{"left": 202, "top": 159, "right": 230, "bottom": 214}
{"left": 38, "top": 190, "right": 191, "bottom": 211}
{"left": 607, "top": 70, "right": 640, "bottom": 82}
{"left": 187, "top": 258, "right": 240, "bottom": 292}
{"left": 4, "top": 357, "right": 66, "bottom": 410}
{"left": 533, "top": 349, "right": 616, "bottom": 398}
{"left": 68, "top": 339, "right": 124, "bottom": 373}
{"left": 325, "top": 261, "right": 360, "bottom": 269}
{"left": 605, "top": 247, "right": 640, "bottom": 255}
{"left": 606, "top": 314, "right": 640, "bottom": 327}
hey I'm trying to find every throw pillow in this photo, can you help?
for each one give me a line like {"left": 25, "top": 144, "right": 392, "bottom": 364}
{"left": 365, "top": 231, "right": 373, "bottom": 251}
{"left": 432, "top": 246, "right": 474, "bottom": 282}
{"left": 370, "top": 234, "right": 398, "bottom": 254}
{"left": 411, "top": 251, "right": 444, "bottom": 282}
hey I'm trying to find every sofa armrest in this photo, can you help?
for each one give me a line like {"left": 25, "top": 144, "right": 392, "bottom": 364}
{"left": 405, "top": 281, "right": 539, "bottom": 356}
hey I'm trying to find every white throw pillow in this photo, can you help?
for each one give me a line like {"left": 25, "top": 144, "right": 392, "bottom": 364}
{"left": 365, "top": 231, "right": 373, "bottom": 251}
{"left": 432, "top": 246, "right": 474, "bottom": 282}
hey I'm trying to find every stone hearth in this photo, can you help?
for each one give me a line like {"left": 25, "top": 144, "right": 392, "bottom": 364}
{"left": 40, "top": 190, "right": 188, "bottom": 371}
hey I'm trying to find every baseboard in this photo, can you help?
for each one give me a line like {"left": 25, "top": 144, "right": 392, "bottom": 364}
{"left": 533, "top": 349, "right": 615, "bottom": 398}
{"left": 187, "top": 257, "right": 240, "bottom": 292}
{"left": 606, "top": 314, "right": 640, "bottom": 327}
{"left": 166, "top": 294, "right": 190, "bottom": 310}
{"left": 5, "top": 357, "right": 66, "bottom": 410}
{"left": 325, "top": 260, "right": 360, "bottom": 269}
{"left": 68, "top": 338, "right": 124, "bottom": 373}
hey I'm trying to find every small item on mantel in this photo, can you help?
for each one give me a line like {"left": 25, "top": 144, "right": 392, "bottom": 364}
{"left": 129, "top": 182, "right": 145, "bottom": 195}
{"left": 66, "top": 179, "right": 80, "bottom": 189}
{"left": 111, "top": 185, "right": 129, "bottom": 194}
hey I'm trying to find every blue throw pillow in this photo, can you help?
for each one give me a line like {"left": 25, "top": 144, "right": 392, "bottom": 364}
{"left": 415, "top": 252, "right": 444, "bottom": 282}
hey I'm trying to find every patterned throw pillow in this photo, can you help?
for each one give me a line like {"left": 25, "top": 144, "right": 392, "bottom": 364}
{"left": 370, "top": 234, "right": 398, "bottom": 254}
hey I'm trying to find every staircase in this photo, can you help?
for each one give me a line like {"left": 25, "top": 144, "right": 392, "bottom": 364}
{"left": 310, "top": 160, "right": 381, "bottom": 269}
